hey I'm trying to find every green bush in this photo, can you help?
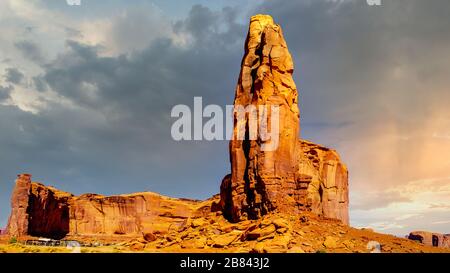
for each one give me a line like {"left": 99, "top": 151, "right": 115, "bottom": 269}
{"left": 9, "top": 237, "right": 17, "bottom": 244}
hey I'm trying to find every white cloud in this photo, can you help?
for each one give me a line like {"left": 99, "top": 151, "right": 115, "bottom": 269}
{"left": 394, "top": 214, "right": 422, "bottom": 221}
{"left": 432, "top": 220, "right": 450, "bottom": 225}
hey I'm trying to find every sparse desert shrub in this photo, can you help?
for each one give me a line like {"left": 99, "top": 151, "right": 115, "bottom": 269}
{"left": 9, "top": 236, "right": 17, "bottom": 244}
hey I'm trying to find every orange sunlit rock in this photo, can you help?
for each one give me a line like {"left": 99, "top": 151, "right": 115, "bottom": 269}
{"left": 219, "top": 14, "right": 349, "bottom": 224}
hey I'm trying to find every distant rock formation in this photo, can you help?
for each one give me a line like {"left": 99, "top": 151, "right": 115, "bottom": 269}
{"left": 219, "top": 15, "right": 349, "bottom": 224}
{"left": 408, "top": 231, "right": 450, "bottom": 248}
{"left": 6, "top": 174, "right": 215, "bottom": 239}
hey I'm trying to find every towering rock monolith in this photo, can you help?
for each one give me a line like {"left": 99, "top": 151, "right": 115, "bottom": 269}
{"left": 224, "top": 14, "right": 300, "bottom": 222}
{"left": 219, "top": 14, "right": 349, "bottom": 224}
{"left": 6, "top": 174, "right": 32, "bottom": 237}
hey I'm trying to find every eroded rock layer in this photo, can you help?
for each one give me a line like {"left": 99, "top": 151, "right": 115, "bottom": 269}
{"left": 6, "top": 174, "right": 213, "bottom": 239}
{"left": 220, "top": 15, "right": 349, "bottom": 224}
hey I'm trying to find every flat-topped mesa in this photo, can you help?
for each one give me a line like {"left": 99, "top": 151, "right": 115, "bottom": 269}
{"left": 220, "top": 15, "right": 349, "bottom": 224}
{"left": 6, "top": 174, "right": 217, "bottom": 239}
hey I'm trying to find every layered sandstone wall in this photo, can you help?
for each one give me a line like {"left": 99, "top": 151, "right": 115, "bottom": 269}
{"left": 69, "top": 192, "right": 202, "bottom": 236}
{"left": 298, "top": 140, "right": 349, "bottom": 224}
{"left": 6, "top": 174, "right": 212, "bottom": 239}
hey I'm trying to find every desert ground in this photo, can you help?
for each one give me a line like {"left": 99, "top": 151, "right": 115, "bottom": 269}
{"left": 1, "top": 212, "right": 448, "bottom": 253}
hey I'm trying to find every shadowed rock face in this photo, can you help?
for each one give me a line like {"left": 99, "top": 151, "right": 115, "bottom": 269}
{"left": 219, "top": 15, "right": 349, "bottom": 224}
{"left": 27, "top": 182, "right": 72, "bottom": 239}
{"left": 7, "top": 174, "right": 73, "bottom": 239}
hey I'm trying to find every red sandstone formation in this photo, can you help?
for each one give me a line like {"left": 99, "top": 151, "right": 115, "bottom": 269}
{"left": 6, "top": 174, "right": 214, "bottom": 239}
{"left": 408, "top": 231, "right": 450, "bottom": 248}
{"left": 6, "top": 174, "right": 32, "bottom": 237}
{"left": 5, "top": 15, "right": 349, "bottom": 241}
{"left": 299, "top": 141, "right": 349, "bottom": 224}
{"left": 219, "top": 15, "right": 349, "bottom": 224}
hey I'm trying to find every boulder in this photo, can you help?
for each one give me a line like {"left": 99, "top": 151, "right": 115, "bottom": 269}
{"left": 247, "top": 225, "right": 276, "bottom": 240}
{"left": 212, "top": 231, "right": 241, "bottom": 248}
{"left": 143, "top": 232, "right": 157, "bottom": 242}
{"left": 323, "top": 236, "right": 338, "bottom": 249}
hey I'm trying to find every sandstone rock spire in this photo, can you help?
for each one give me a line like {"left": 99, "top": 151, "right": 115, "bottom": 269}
{"left": 223, "top": 14, "right": 301, "bottom": 222}
{"left": 220, "top": 15, "right": 349, "bottom": 224}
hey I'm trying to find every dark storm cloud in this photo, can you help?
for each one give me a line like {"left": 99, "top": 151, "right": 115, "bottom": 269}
{"left": 174, "top": 5, "right": 245, "bottom": 48}
{"left": 43, "top": 5, "right": 245, "bottom": 112}
{"left": 0, "top": 85, "right": 12, "bottom": 102}
{"left": 0, "top": 4, "right": 248, "bottom": 227}
{"left": 32, "top": 76, "right": 48, "bottom": 92}
{"left": 4, "top": 68, "right": 24, "bottom": 84}
{"left": 14, "top": 40, "right": 45, "bottom": 64}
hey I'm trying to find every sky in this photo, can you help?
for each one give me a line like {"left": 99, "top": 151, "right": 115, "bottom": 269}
{"left": 0, "top": 0, "right": 450, "bottom": 236}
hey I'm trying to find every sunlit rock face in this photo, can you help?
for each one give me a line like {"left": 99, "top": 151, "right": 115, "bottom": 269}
{"left": 6, "top": 174, "right": 33, "bottom": 237}
{"left": 6, "top": 174, "right": 214, "bottom": 239}
{"left": 298, "top": 141, "right": 349, "bottom": 225}
{"left": 220, "top": 15, "right": 349, "bottom": 224}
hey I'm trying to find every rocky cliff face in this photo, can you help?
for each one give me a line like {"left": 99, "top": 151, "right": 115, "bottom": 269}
{"left": 6, "top": 174, "right": 32, "bottom": 237}
{"left": 220, "top": 15, "right": 349, "bottom": 224}
{"left": 299, "top": 141, "right": 349, "bottom": 224}
{"left": 6, "top": 174, "right": 213, "bottom": 239}
{"left": 69, "top": 192, "right": 205, "bottom": 236}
